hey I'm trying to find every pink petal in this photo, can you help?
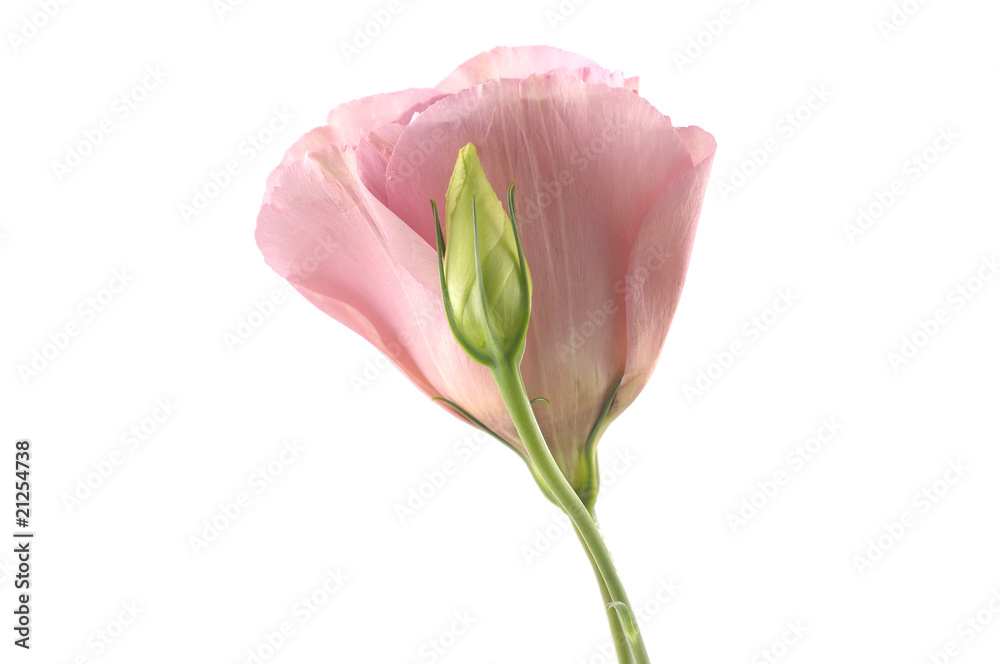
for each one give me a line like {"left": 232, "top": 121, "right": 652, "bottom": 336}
{"left": 383, "top": 74, "right": 694, "bottom": 478}
{"left": 263, "top": 89, "right": 447, "bottom": 204}
{"left": 355, "top": 122, "right": 405, "bottom": 207}
{"left": 613, "top": 126, "right": 716, "bottom": 418}
{"left": 436, "top": 45, "right": 637, "bottom": 94}
{"left": 325, "top": 88, "right": 447, "bottom": 148}
{"left": 263, "top": 125, "right": 334, "bottom": 204}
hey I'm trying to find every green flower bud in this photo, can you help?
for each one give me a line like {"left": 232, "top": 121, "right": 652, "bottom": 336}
{"left": 432, "top": 143, "right": 531, "bottom": 367}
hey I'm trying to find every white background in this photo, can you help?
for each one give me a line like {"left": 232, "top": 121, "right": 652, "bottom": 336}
{"left": 2, "top": 0, "right": 999, "bottom": 662}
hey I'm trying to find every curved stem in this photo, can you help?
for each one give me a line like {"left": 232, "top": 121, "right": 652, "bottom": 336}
{"left": 574, "top": 519, "right": 634, "bottom": 663}
{"left": 491, "top": 362, "right": 650, "bottom": 664}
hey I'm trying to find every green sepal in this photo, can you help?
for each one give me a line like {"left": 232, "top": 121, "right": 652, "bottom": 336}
{"left": 573, "top": 372, "right": 625, "bottom": 510}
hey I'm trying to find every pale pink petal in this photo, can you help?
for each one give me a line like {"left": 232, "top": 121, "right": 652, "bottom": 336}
{"left": 436, "top": 45, "right": 637, "bottom": 94}
{"left": 256, "top": 144, "right": 523, "bottom": 449}
{"left": 355, "top": 122, "right": 405, "bottom": 207}
{"left": 263, "top": 89, "right": 448, "bottom": 204}
{"left": 613, "top": 126, "right": 716, "bottom": 418}
{"left": 325, "top": 88, "right": 448, "bottom": 148}
{"left": 384, "top": 74, "right": 693, "bottom": 480}
{"left": 263, "top": 125, "right": 334, "bottom": 204}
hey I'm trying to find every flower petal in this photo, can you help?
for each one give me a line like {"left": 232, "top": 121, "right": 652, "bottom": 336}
{"left": 384, "top": 74, "right": 693, "bottom": 480}
{"left": 263, "top": 125, "right": 334, "bottom": 204}
{"left": 262, "top": 88, "right": 447, "bottom": 205}
{"left": 613, "top": 125, "right": 716, "bottom": 418}
{"left": 355, "top": 122, "right": 405, "bottom": 207}
{"left": 436, "top": 45, "right": 637, "bottom": 93}
{"left": 325, "top": 88, "right": 447, "bottom": 148}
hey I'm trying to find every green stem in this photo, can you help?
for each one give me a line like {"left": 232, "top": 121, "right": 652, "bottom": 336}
{"left": 574, "top": 519, "right": 635, "bottom": 663}
{"left": 492, "top": 362, "right": 650, "bottom": 664}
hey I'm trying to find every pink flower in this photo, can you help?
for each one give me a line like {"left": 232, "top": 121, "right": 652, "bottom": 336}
{"left": 256, "top": 46, "right": 715, "bottom": 495}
